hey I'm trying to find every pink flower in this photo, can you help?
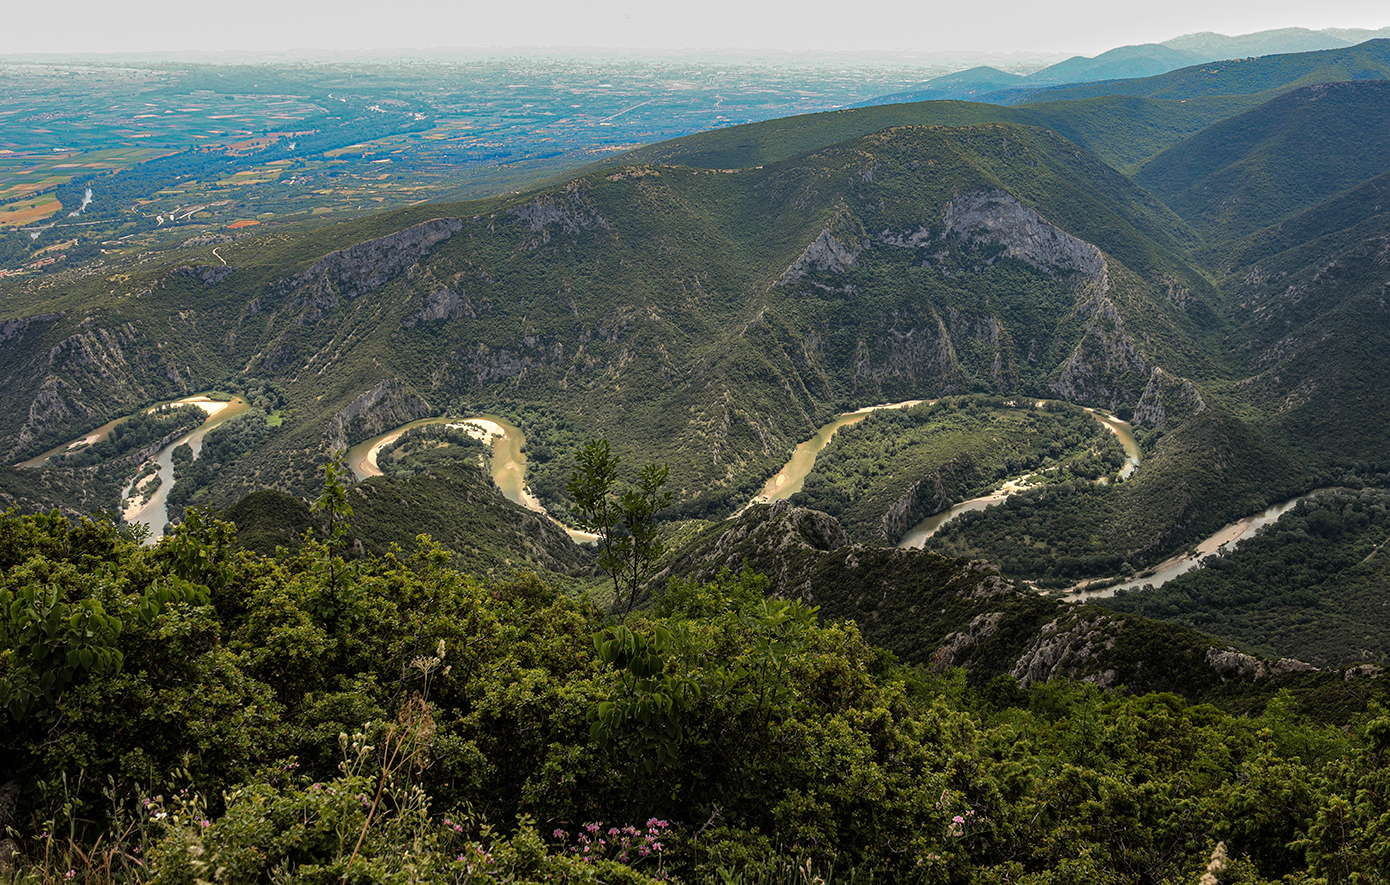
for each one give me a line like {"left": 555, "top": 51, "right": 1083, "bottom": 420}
{"left": 952, "top": 815, "right": 965, "bottom": 824}
{"left": 553, "top": 829, "right": 566, "bottom": 838}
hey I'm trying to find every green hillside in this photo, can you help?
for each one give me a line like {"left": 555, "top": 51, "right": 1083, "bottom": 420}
{"left": 925, "top": 406, "right": 1308, "bottom": 584}
{"left": 789, "top": 397, "right": 1123, "bottom": 543}
{"left": 1025, "top": 38, "right": 1390, "bottom": 103}
{"left": 3, "top": 506, "right": 1387, "bottom": 883}
{"left": 1100, "top": 488, "right": 1390, "bottom": 668}
{"left": 1135, "top": 81, "right": 1390, "bottom": 238}
{"left": 601, "top": 92, "right": 1254, "bottom": 176}
{"left": 0, "top": 123, "right": 1224, "bottom": 549}
{"left": 1212, "top": 167, "right": 1390, "bottom": 270}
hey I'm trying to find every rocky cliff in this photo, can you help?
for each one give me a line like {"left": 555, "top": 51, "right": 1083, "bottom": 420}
{"left": 323, "top": 380, "right": 433, "bottom": 452}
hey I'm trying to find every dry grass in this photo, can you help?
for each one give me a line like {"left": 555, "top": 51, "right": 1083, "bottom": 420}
{"left": 0, "top": 199, "right": 61, "bottom": 227}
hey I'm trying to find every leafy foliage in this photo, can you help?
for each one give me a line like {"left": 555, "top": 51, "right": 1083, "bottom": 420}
{"left": 1099, "top": 488, "right": 1390, "bottom": 667}
{"left": 568, "top": 440, "right": 673, "bottom": 616}
{"left": 0, "top": 506, "right": 1387, "bottom": 882}
{"left": 790, "top": 397, "right": 1121, "bottom": 542}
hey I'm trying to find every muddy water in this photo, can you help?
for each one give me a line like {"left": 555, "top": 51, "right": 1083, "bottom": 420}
{"left": 1064, "top": 495, "right": 1313, "bottom": 601}
{"left": 749, "top": 400, "right": 927, "bottom": 507}
{"left": 122, "top": 396, "right": 251, "bottom": 541}
{"left": 346, "top": 415, "right": 597, "bottom": 543}
{"left": 896, "top": 475, "right": 1040, "bottom": 550}
{"left": 889, "top": 409, "right": 1142, "bottom": 549}
{"left": 1087, "top": 408, "right": 1141, "bottom": 479}
{"left": 19, "top": 392, "right": 249, "bottom": 469}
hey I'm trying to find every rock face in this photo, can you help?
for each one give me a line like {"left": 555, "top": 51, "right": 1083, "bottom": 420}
{"left": 679, "top": 498, "right": 851, "bottom": 583}
{"left": 778, "top": 228, "right": 863, "bottom": 285}
{"left": 1011, "top": 615, "right": 1120, "bottom": 687}
{"left": 940, "top": 190, "right": 1106, "bottom": 278}
{"left": 3, "top": 321, "right": 190, "bottom": 461}
{"left": 173, "top": 265, "right": 236, "bottom": 287}
{"left": 870, "top": 188, "right": 1163, "bottom": 411}
{"left": 1134, "top": 366, "right": 1208, "bottom": 428}
{"left": 507, "top": 186, "right": 609, "bottom": 247}
{"left": 1050, "top": 272, "right": 1152, "bottom": 410}
{"left": 1205, "top": 647, "right": 1317, "bottom": 680}
{"left": 0, "top": 313, "right": 61, "bottom": 351}
{"left": 402, "top": 287, "right": 471, "bottom": 328}
{"left": 878, "top": 452, "right": 983, "bottom": 543}
{"left": 930, "top": 192, "right": 1153, "bottom": 410}
{"left": 277, "top": 217, "right": 463, "bottom": 304}
{"left": 323, "top": 380, "right": 433, "bottom": 451}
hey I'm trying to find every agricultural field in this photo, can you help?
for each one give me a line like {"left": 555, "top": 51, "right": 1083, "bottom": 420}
{"left": 0, "top": 52, "right": 967, "bottom": 276}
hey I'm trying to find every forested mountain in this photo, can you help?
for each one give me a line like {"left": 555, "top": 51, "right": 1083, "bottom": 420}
{"left": 0, "top": 122, "right": 1223, "bottom": 526}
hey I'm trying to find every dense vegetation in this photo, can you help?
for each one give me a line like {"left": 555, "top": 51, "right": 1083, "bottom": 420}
{"left": 56, "top": 406, "right": 204, "bottom": 471}
{"left": 13, "top": 50, "right": 1390, "bottom": 885}
{"left": 1099, "top": 488, "right": 1390, "bottom": 667}
{"left": 926, "top": 408, "right": 1308, "bottom": 586}
{"left": 3, "top": 506, "right": 1390, "bottom": 883}
{"left": 1135, "top": 81, "right": 1390, "bottom": 240}
{"left": 167, "top": 411, "right": 276, "bottom": 515}
{"left": 790, "top": 397, "right": 1122, "bottom": 542}
{"left": 375, "top": 424, "right": 487, "bottom": 478}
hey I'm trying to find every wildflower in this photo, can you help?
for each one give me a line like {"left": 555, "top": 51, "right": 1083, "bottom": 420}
{"left": 553, "top": 829, "right": 566, "bottom": 838}
{"left": 200, "top": 819, "right": 211, "bottom": 828}
{"left": 952, "top": 815, "right": 965, "bottom": 824}
{"left": 65, "top": 872, "right": 75, "bottom": 881}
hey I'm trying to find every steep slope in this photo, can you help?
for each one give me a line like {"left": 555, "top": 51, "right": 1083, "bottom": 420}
{"left": 658, "top": 500, "right": 1322, "bottom": 699}
{"left": 1214, "top": 168, "right": 1390, "bottom": 271}
{"left": 1135, "top": 81, "right": 1390, "bottom": 239}
{"left": 1216, "top": 202, "right": 1390, "bottom": 469}
{"left": 1100, "top": 487, "right": 1390, "bottom": 668}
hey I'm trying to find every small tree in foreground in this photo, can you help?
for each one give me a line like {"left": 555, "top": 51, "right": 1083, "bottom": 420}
{"left": 566, "top": 439, "right": 671, "bottom": 617}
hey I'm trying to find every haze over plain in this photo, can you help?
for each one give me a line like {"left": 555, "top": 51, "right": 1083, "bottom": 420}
{"left": 4, "top": 0, "right": 1388, "bottom": 56}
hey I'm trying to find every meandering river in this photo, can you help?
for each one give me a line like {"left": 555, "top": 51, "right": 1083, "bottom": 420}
{"left": 1062, "top": 495, "right": 1315, "bottom": 601}
{"left": 893, "top": 407, "right": 1142, "bottom": 549}
{"left": 17, "top": 391, "right": 1302, "bottom": 583}
{"left": 346, "top": 415, "right": 598, "bottom": 543}
{"left": 121, "top": 396, "right": 251, "bottom": 540}
{"left": 747, "top": 400, "right": 927, "bottom": 507}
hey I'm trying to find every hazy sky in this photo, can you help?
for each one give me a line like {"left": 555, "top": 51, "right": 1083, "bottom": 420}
{"left": 3, "top": 0, "right": 1387, "bottom": 57}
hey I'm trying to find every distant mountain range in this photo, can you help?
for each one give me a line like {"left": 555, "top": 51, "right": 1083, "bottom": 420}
{"left": 857, "top": 25, "right": 1390, "bottom": 106}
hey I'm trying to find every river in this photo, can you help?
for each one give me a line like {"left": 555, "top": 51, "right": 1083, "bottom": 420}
{"left": 121, "top": 396, "right": 251, "bottom": 540}
{"left": 345, "top": 415, "right": 597, "bottom": 543}
{"left": 1062, "top": 495, "right": 1314, "bottom": 601}
{"left": 748, "top": 400, "right": 927, "bottom": 507}
{"left": 894, "top": 408, "right": 1142, "bottom": 548}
